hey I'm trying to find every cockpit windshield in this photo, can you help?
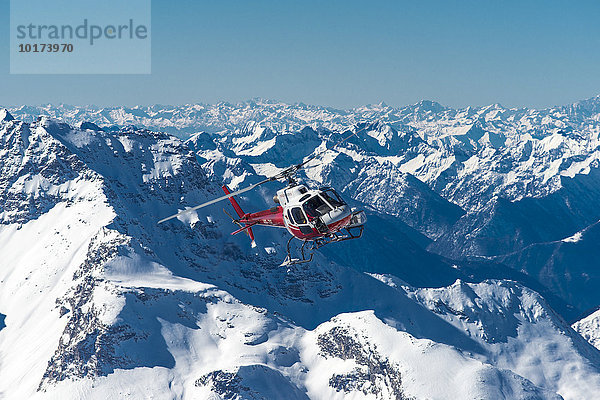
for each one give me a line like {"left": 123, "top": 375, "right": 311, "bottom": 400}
{"left": 303, "top": 195, "right": 332, "bottom": 218}
{"left": 321, "top": 189, "right": 346, "bottom": 208}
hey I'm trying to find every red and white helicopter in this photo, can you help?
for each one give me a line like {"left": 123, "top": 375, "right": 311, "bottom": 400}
{"left": 158, "top": 131, "right": 367, "bottom": 265}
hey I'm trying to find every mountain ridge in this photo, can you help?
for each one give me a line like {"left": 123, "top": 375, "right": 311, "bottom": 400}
{"left": 6, "top": 94, "right": 600, "bottom": 137}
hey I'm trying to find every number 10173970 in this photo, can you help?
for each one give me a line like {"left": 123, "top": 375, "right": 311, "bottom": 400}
{"left": 18, "top": 43, "right": 74, "bottom": 53}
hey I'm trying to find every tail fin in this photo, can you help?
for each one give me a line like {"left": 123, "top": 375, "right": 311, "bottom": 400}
{"left": 222, "top": 185, "right": 245, "bottom": 218}
{"left": 222, "top": 185, "right": 255, "bottom": 242}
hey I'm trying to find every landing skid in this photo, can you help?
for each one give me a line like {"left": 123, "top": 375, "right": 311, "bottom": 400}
{"left": 313, "top": 225, "right": 364, "bottom": 249}
{"left": 281, "top": 237, "right": 314, "bottom": 266}
{"left": 280, "top": 225, "right": 365, "bottom": 266}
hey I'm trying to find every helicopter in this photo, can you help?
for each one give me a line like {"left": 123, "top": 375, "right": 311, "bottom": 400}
{"left": 158, "top": 131, "right": 367, "bottom": 265}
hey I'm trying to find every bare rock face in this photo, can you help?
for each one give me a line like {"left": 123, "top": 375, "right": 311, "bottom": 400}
{"left": 317, "top": 326, "right": 411, "bottom": 399}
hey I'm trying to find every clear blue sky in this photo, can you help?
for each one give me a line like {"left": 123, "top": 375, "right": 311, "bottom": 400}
{"left": 1, "top": 0, "right": 600, "bottom": 109}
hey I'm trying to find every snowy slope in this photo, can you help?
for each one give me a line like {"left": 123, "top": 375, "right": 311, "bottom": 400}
{"left": 404, "top": 279, "right": 600, "bottom": 400}
{"left": 573, "top": 309, "right": 600, "bottom": 351}
{"left": 2, "top": 110, "right": 600, "bottom": 399}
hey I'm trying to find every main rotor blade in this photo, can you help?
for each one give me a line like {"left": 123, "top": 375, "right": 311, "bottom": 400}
{"left": 157, "top": 177, "right": 272, "bottom": 224}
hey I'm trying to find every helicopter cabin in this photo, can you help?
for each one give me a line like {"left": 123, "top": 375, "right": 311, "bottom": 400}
{"left": 274, "top": 184, "right": 351, "bottom": 237}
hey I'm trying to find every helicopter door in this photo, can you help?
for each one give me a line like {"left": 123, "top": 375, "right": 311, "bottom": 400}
{"left": 290, "top": 207, "right": 313, "bottom": 235}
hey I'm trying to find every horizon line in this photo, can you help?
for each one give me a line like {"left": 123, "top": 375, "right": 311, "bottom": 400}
{"left": 3, "top": 93, "right": 600, "bottom": 114}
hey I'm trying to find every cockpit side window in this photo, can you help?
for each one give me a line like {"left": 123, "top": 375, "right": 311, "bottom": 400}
{"left": 321, "top": 189, "right": 346, "bottom": 208}
{"left": 291, "top": 207, "right": 307, "bottom": 225}
{"left": 303, "top": 195, "right": 332, "bottom": 218}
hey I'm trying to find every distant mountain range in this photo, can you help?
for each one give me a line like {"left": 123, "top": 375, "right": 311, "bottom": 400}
{"left": 2, "top": 96, "right": 600, "bottom": 399}
{"left": 8, "top": 95, "right": 600, "bottom": 137}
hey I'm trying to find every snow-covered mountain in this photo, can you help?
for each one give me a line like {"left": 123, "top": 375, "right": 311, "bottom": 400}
{"left": 2, "top": 97, "right": 600, "bottom": 399}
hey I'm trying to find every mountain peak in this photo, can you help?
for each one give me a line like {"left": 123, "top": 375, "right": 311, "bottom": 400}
{"left": 0, "top": 108, "right": 15, "bottom": 122}
{"left": 411, "top": 100, "right": 446, "bottom": 113}
{"left": 79, "top": 121, "right": 104, "bottom": 132}
{"left": 566, "top": 94, "right": 600, "bottom": 116}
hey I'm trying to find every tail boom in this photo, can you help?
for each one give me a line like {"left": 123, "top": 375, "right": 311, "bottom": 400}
{"left": 222, "top": 185, "right": 286, "bottom": 243}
